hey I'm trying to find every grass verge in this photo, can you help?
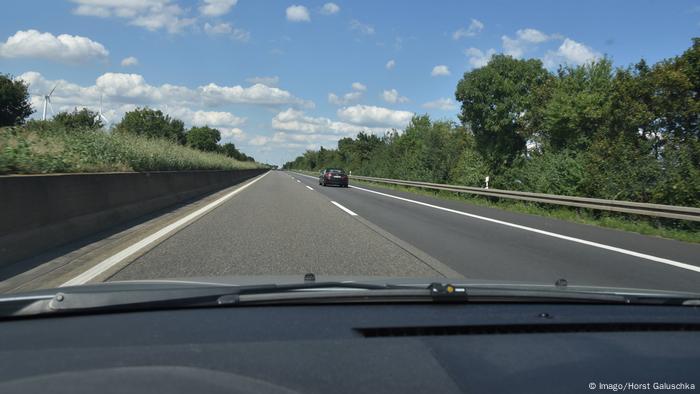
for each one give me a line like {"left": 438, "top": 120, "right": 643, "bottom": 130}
{"left": 0, "top": 125, "right": 262, "bottom": 174}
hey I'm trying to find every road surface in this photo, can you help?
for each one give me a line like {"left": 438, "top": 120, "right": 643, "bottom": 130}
{"left": 99, "top": 170, "right": 700, "bottom": 292}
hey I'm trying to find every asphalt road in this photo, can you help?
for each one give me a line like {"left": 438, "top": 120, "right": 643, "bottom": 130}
{"left": 110, "top": 170, "right": 700, "bottom": 293}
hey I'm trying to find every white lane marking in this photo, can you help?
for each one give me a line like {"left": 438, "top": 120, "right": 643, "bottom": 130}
{"left": 347, "top": 184, "right": 700, "bottom": 274}
{"left": 306, "top": 185, "right": 314, "bottom": 191}
{"left": 62, "top": 172, "right": 270, "bottom": 287}
{"left": 331, "top": 201, "right": 358, "bottom": 216}
{"left": 296, "top": 180, "right": 301, "bottom": 183}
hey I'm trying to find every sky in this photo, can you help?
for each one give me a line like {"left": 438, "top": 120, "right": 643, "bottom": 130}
{"left": 1, "top": 1, "right": 699, "bottom": 165}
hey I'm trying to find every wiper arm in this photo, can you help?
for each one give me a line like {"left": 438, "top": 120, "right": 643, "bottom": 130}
{"left": 0, "top": 281, "right": 416, "bottom": 318}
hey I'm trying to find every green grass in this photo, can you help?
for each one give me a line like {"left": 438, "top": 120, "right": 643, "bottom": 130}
{"left": 289, "top": 170, "right": 699, "bottom": 244}
{"left": 0, "top": 125, "right": 263, "bottom": 174}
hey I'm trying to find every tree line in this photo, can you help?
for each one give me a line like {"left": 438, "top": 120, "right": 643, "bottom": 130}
{"left": 284, "top": 39, "right": 700, "bottom": 207}
{"left": 0, "top": 75, "right": 256, "bottom": 163}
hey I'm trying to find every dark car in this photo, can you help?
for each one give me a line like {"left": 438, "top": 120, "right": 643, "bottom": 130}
{"left": 319, "top": 168, "right": 349, "bottom": 187}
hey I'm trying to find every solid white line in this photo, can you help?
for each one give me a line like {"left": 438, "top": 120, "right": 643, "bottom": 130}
{"left": 306, "top": 185, "right": 314, "bottom": 190}
{"left": 61, "top": 172, "right": 270, "bottom": 287}
{"left": 348, "top": 184, "right": 700, "bottom": 274}
{"left": 331, "top": 201, "right": 358, "bottom": 216}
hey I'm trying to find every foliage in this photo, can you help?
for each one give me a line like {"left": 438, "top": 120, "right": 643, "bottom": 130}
{"left": 52, "top": 108, "right": 103, "bottom": 130}
{"left": 114, "top": 107, "right": 186, "bottom": 144}
{"left": 0, "top": 74, "right": 34, "bottom": 127}
{"left": 0, "top": 122, "right": 261, "bottom": 174}
{"left": 284, "top": 39, "right": 700, "bottom": 210}
{"left": 186, "top": 126, "right": 221, "bottom": 152}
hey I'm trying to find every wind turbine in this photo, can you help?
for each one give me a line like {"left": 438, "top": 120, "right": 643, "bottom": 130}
{"left": 95, "top": 93, "right": 111, "bottom": 127}
{"left": 41, "top": 83, "right": 59, "bottom": 121}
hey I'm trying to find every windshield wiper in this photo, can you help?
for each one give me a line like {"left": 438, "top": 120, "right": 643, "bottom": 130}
{"left": 1, "top": 280, "right": 697, "bottom": 320}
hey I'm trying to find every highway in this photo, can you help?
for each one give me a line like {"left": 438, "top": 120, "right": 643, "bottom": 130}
{"left": 100, "top": 170, "right": 700, "bottom": 292}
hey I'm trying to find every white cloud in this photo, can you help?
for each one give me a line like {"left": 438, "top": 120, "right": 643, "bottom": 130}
{"left": 385, "top": 59, "right": 396, "bottom": 70}
{"left": 219, "top": 127, "right": 246, "bottom": 142}
{"left": 249, "top": 135, "right": 270, "bottom": 146}
{"left": 320, "top": 2, "right": 340, "bottom": 14}
{"left": 501, "top": 28, "right": 557, "bottom": 58}
{"left": 70, "top": 0, "right": 195, "bottom": 33}
{"left": 328, "top": 82, "right": 366, "bottom": 105}
{"left": 431, "top": 65, "right": 451, "bottom": 76}
{"left": 18, "top": 71, "right": 313, "bottom": 126}
{"left": 350, "top": 19, "right": 374, "bottom": 35}
{"left": 381, "top": 89, "right": 408, "bottom": 104}
{"left": 0, "top": 30, "right": 108, "bottom": 63}
{"left": 422, "top": 98, "right": 457, "bottom": 111}
{"left": 328, "top": 91, "right": 362, "bottom": 105}
{"left": 273, "top": 108, "right": 365, "bottom": 134}
{"left": 464, "top": 47, "right": 496, "bottom": 68}
{"left": 452, "top": 18, "right": 484, "bottom": 40}
{"left": 337, "top": 105, "right": 414, "bottom": 128}
{"left": 203, "top": 22, "right": 250, "bottom": 41}
{"left": 286, "top": 5, "right": 310, "bottom": 22}
{"left": 544, "top": 38, "right": 601, "bottom": 67}
{"left": 351, "top": 82, "right": 367, "bottom": 91}
{"left": 120, "top": 56, "right": 139, "bottom": 67}
{"left": 245, "top": 76, "right": 279, "bottom": 86}
{"left": 200, "top": 83, "right": 314, "bottom": 107}
{"left": 199, "top": 0, "right": 238, "bottom": 16}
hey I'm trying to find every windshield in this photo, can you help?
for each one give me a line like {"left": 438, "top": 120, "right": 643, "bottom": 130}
{"left": 0, "top": 0, "right": 699, "bottom": 299}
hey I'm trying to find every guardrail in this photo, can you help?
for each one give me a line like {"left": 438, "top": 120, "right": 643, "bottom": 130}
{"left": 337, "top": 174, "right": 699, "bottom": 222}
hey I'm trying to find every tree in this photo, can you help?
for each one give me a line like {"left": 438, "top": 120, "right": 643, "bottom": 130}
{"left": 186, "top": 126, "right": 221, "bottom": 152}
{"left": 114, "top": 107, "right": 186, "bottom": 144}
{"left": 542, "top": 59, "right": 615, "bottom": 151}
{"left": 455, "top": 55, "right": 552, "bottom": 172}
{"left": 52, "top": 108, "right": 103, "bottom": 130}
{"left": 0, "top": 74, "right": 34, "bottom": 126}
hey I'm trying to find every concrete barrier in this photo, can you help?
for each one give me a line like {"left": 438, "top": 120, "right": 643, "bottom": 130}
{"left": 0, "top": 169, "right": 268, "bottom": 266}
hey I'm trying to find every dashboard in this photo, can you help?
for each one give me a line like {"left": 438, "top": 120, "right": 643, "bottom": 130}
{"left": 0, "top": 302, "right": 698, "bottom": 393}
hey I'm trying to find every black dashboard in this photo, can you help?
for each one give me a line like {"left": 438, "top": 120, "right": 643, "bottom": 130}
{"left": 0, "top": 303, "right": 698, "bottom": 393}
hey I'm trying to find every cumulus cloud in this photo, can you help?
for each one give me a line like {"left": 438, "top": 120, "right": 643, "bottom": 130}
{"left": 350, "top": 19, "right": 374, "bottom": 35}
{"left": 0, "top": 30, "right": 108, "bottom": 63}
{"left": 328, "top": 82, "right": 366, "bottom": 105}
{"left": 381, "top": 89, "right": 408, "bottom": 104}
{"left": 121, "top": 56, "right": 139, "bottom": 67}
{"left": 199, "top": 0, "right": 238, "bottom": 16}
{"left": 422, "top": 98, "right": 457, "bottom": 111}
{"left": 69, "top": 0, "right": 195, "bottom": 33}
{"left": 286, "top": 5, "right": 310, "bottom": 22}
{"left": 337, "top": 105, "right": 414, "bottom": 128}
{"left": 351, "top": 82, "right": 367, "bottom": 91}
{"left": 245, "top": 76, "right": 279, "bottom": 86}
{"left": 431, "top": 65, "right": 451, "bottom": 76}
{"left": 203, "top": 22, "right": 250, "bottom": 41}
{"left": 453, "top": 19, "right": 484, "bottom": 40}
{"left": 385, "top": 59, "right": 396, "bottom": 70}
{"left": 272, "top": 108, "right": 375, "bottom": 134}
{"left": 501, "top": 28, "right": 558, "bottom": 58}
{"left": 544, "top": 38, "right": 601, "bottom": 67}
{"left": 320, "top": 2, "right": 340, "bottom": 15}
{"left": 17, "top": 71, "right": 313, "bottom": 128}
{"left": 464, "top": 47, "right": 496, "bottom": 68}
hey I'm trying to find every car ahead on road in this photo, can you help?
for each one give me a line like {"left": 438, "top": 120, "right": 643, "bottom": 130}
{"left": 0, "top": 276, "right": 699, "bottom": 394}
{"left": 319, "top": 168, "right": 349, "bottom": 187}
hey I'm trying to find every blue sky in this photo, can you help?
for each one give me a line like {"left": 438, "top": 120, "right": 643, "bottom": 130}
{"left": 1, "top": 0, "right": 698, "bottom": 165}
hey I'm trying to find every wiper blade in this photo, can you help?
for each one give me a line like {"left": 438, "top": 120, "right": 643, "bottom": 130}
{"left": 1, "top": 281, "right": 697, "bottom": 319}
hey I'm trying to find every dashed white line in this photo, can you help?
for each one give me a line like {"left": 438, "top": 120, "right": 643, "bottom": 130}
{"left": 306, "top": 185, "right": 314, "bottom": 190}
{"left": 348, "top": 184, "right": 700, "bottom": 274}
{"left": 331, "top": 201, "right": 357, "bottom": 216}
{"left": 62, "top": 172, "right": 270, "bottom": 287}
{"left": 296, "top": 180, "right": 301, "bottom": 183}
